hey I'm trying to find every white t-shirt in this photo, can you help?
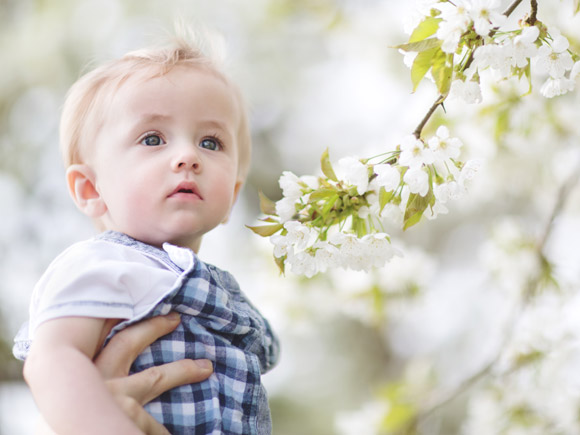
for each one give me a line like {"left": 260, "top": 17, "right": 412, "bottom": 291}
{"left": 26, "top": 238, "right": 194, "bottom": 340}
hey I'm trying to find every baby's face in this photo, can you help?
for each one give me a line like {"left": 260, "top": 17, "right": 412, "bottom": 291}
{"left": 86, "top": 65, "right": 242, "bottom": 250}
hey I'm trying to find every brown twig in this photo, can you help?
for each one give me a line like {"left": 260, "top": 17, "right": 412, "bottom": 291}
{"left": 411, "top": 0, "right": 528, "bottom": 139}
{"left": 526, "top": 0, "right": 539, "bottom": 26}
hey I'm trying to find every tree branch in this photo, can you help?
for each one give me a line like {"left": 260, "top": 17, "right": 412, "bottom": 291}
{"left": 411, "top": 0, "right": 528, "bottom": 139}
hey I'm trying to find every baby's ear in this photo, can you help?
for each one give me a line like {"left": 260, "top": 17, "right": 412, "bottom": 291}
{"left": 66, "top": 164, "right": 107, "bottom": 218}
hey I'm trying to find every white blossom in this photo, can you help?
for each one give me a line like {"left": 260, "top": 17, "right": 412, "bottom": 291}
{"left": 361, "top": 233, "right": 397, "bottom": 268}
{"left": 474, "top": 43, "right": 514, "bottom": 78}
{"left": 536, "top": 33, "right": 574, "bottom": 78}
{"left": 468, "top": 0, "right": 506, "bottom": 37}
{"left": 399, "top": 135, "right": 433, "bottom": 169}
{"left": 271, "top": 221, "right": 313, "bottom": 258}
{"left": 540, "top": 77, "right": 575, "bottom": 98}
{"left": 275, "top": 197, "right": 297, "bottom": 222}
{"left": 450, "top": 78, "right": 483, "bottom": 104}
{"left": 335, "top": 156, "right": 370, "bottom": 195}
{"left": 278, "top": 171, "right": 303, "bottom": 199}
{"left": 270, "top": 233, "right": 290, "bottom": 258}
{"left": 404, "top": 167, "right": 430, "bottom": 196}
{"left": 424, "top": 200, "right": 448, "bottom": 220}
{"left": 313, "top": 241, "right": 341, "bottom": 273}
{"left": 571, "top": 61, "right": 580, "bottom": 79}
{"left": 428, "top": 126, "right": 463, "bottom": 162}
{"left": 382, "top": 203, "right": 404, "bottom": 226}
{"left": 373, "top": 163, "right": 400, "bottom": 191}
{"left": 459, "top": 159, "right": 482, "bottom": 186}
{"left": 286, "top": 249, "right": 317, "bottom": 278}
{"left": 436, "top": 2, "right": 471, "bottom": 53}
{"left": 434, "top": 180, "right": 461, "bottom": 203}
{"left": 510, "top": 25, "right": 540, "bottom": 68}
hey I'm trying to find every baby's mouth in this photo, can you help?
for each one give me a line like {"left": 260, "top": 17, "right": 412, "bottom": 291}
{"left": 169, "top": 181, "right": 202, "bottom": 199}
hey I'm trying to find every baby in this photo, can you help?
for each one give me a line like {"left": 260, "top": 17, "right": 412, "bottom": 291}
{"left": 13, "top": 30, "right": 279, "bottom": 435}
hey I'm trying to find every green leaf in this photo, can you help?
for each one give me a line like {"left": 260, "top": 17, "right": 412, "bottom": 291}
{"left": 411, "top": 47, "right": 438, "bottom": 91}
{"left": 246, "top": 223, "right": 284, "bottom": 237}
{"left": 403, "top": 191, "right": 432, "bottom": 230}
{"left": 321, "top": 194, "right": 339, "bottom": 216}
{"left": 274, "top": 254, "right": 286, "bottom": 275}
{"left": 394, "top": 37, "right": 441, "bottom": 53}
{"left": 409, "top": 17, "right": 442, "bottom": 43}
{"left": 431, "top": 49, "right": 453, "bottom": 96}
{"left": 320, "top": 148, "right": 338, "bottom": 182}
{"left": 309, "top": 189, "right": 337, "bottom": 201}
{"left": 575, "top": 0, "right": 580, "bottom": 14}
{"left": 379, "top": 187, "right": 395, "bottom": 213}
{"left": 353, "top": 216, "right": 367, "bottom": 237}
{"left": 258, "top": 191, "right": 277, "bottom": 215}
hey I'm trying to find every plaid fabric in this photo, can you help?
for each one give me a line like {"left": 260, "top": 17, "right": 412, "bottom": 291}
{"left": 104, "top": 233, "right": 280, "bottom": 434}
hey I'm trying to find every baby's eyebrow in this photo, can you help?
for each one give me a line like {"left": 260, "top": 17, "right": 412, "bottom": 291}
{"left": 136, "top": 113, "right": 171, "bottom": 123}
{"left": 197, "top": 119, "right": 229, "bottom": 131}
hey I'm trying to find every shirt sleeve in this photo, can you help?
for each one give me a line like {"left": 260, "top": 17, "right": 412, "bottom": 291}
{"left": 29, "top": 239, "right": 152, "bottom": 336}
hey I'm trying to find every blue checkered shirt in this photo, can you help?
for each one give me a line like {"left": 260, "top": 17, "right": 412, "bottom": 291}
{"left": 15, "top": 231, "right": 280, "bottom": 434}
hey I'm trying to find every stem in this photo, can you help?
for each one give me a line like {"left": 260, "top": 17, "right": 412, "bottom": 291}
{"left": 503, "top": 0, "right": 525, "bottom": 18}
{"left": 413, "top": 96, "right": 445, "bottom": 139}
{"left": 411, "top": 0, "right": 528, "bottom": 139}
{"left": 526, "top": 0, "right": 538, "bottom": 26}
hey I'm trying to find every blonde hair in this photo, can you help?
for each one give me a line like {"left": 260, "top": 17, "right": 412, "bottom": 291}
{"left": 59, "top": 30, "right": 252, "bottom": 181}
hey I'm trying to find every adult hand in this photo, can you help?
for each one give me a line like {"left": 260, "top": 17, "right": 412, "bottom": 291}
{"left": 94, "top": 313, "right": 213, "bottom": 434}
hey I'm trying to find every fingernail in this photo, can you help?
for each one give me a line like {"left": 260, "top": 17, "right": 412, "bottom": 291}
{"left": 166, "top": 312, "right": 180, "bottom": 321}
{"left": 195, "top": 359, "right": 213, "bottom": 370}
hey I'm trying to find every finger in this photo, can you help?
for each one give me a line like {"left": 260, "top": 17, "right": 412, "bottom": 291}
{"left": 95, "top": 313, "right": 181, "bottom": 379}
{"left": 117, "top": 396, "right": 170, "bottom": 435}
{"left": 108, "top": 359, "right": 213, "bottom": 405}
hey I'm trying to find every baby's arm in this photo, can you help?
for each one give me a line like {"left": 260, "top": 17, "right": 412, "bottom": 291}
{"left": 24, "top": 317, "right": 142, "bottom": 435}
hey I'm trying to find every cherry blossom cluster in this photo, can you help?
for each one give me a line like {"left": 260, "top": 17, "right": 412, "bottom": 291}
{"left": 400, "top": 0, "right": 580, "bottom": 101}
{"left": 249, "top": 126, "right": 479, "bottom": 277}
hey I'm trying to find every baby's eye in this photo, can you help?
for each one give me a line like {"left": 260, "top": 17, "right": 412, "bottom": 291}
{"left": 199, "top": 138, "right": 222, "bottom": 151}
{"left": 140, "top": 134, "right": 165, "bottom": 146}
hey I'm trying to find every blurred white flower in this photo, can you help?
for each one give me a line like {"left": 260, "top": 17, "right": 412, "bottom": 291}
{"left": 459, "top": 159, "right": 482, "bottom": 187}
{"left": 336, "top": 156, "right": 369, "bottom": 194}
{"left": 335, "top": 400, "right": 388, "bottom": 435}
{"left": 286, "top": 249, "right": 317, "bottom": 278}
{"left": 436, "top": 2, "right": 471, "bottom": 53}
{"left": 536, "top": 33, "right": 574, "bottom": 78}
{"left": 468, "top": 0, "right": 506, "bottom": 37}
{"left": 284, "top": 221, "right": 312, "bottom": 250}
{"left": 399, "top": 135, "right": 433, "bottom": 169}
{"left": 450, "top": 78, "right": 483, "bottom": 104}
{"left": 373, "top": 163, "right": 401, "bottom": 192}
{"left": 424, "top": 200, "right": 448, "bottom": 220}
{"left": 434, "top": 181, "right": 461, "bottom": 203}
{"left": 360, "top": 233, "right": 398, "bottom": 268}
{"left": 428, "top": 126, "right": 463, "bottom": 162}
{"left": 313, "top": 241, "right": 341, "bottom": 273}
{"left": 540, "top": 76, "right": 575, "bottom": 98}
{"left": 474, "top": 43, "right": 514, "bottom": 78}
{"left": 275, "top": 197, "right": 297, "bottom": 223}
{"left": 270, "top": 233, "right": 290, "bottom": 258}
{"left": 404, "top": 167, "right": 430, "bottom": 196}
{"left": 279, "top": 171, "right": 303, "bottom": 199}
{"left": 571, "top": 61, "right": 580, "bottom": 78}
{"left": 382, "top": 203, "right": 404, "bottom": 226}
{"left": 510, "top": 25, "right": 540, "bottom": 67}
